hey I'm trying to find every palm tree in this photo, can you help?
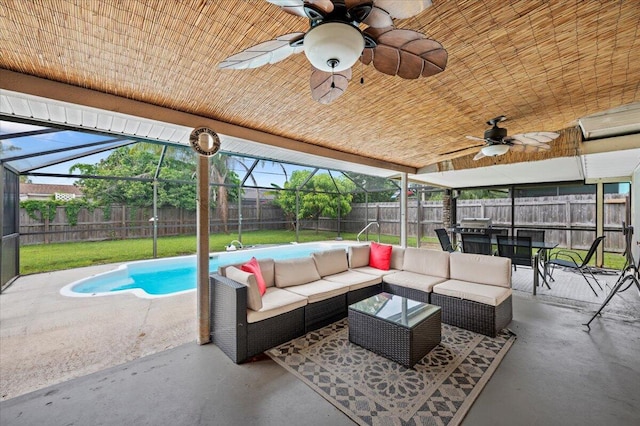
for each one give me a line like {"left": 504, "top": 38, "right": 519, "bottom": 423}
{"left": 210, "top": 154, "right": 231, "bottom": 233}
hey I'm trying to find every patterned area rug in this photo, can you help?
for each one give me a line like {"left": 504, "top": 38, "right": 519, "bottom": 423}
{"left": 267, "top": 319, "right": 516, "bottom": 426}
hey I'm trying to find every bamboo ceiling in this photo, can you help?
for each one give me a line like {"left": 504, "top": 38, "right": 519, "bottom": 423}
{"left": 1, "top": 0, "right": 638, "bottom": 171}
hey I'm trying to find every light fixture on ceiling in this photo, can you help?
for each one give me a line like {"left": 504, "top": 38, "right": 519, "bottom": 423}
{"left": 303, "top": 22, "right": 365, "bottom": 73}
{"left": 219, "top": 1, "right": 447, "bottom": 104}
{"left": 480, "top": 144, "right": 510, "bottom": 157}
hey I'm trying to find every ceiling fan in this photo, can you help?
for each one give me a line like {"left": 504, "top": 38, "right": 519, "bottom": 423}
{"left": 218, "top": 0, "right": 447, "bottom": 104}
{"left": 464, "top": 116, "right": 560, "bottom": 160}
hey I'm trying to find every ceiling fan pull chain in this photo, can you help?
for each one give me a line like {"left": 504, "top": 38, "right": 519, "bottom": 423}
{"left": 325, "top": 58, "right": 339, "bottom": 88}
{"left": 360, "top": 55, "right": 364, "bottom": 85}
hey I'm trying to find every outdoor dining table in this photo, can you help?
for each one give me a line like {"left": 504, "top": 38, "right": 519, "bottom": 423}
{"left": 491, "top": 237, "right": 558, "bottom": 295}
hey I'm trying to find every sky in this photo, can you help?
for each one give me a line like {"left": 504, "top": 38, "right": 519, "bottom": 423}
{"left": 26, "top": 150, "right": 316, "bottom": 189}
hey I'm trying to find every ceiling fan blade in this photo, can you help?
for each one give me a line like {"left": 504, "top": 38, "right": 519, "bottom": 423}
{"left": 473, "top": 150, "right": 486, "bottom": 161}
{"left": 310, "top": 66, "right": 351, "bottom": 104}
{"left": 487, "top": 115, "right": 507, "bottom": 126}
{"left": 510, "top": 132, "right": 560, "bottom": 145}
{"left": 373, "top": 0, "right": 432, "bottom": 19}
{"left": 362, "top": 6, "right": 394, "bottom": 28}
{"left": 439, "top": 144, "right": 485, "bottom": 156}
{"left": 347, "top": 2, "right": 374, "bottom": 22}
{"left": 266, "top": 0, "right": 307, "bottom": 17}
{"left": 266, "top": 0, "right": 334, "bottom": 17}
{"left": 307, "top": 0, "right": 334, "bottom": 14}
{"left": 466, "top": 135, "right": 486, "bottom": 141}
{"left": 218, "top": 33, "right": 304, "bottom": 70}
{"left": 509, "top": 143, "right": 551, "bottom": 153}
{"left": 364, "top": 28, "right": 447, "bottom": 78}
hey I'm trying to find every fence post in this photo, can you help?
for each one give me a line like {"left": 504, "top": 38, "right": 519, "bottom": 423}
{"left": 596, "top": 182, "right": 604, "bottom": 267}
{"left": 565, "top": 200, "right": 571, "bottom": 249}
{"left": 122, "top": 205, "right": 127, "bottom": 239}
{"left": 44, "top": 212, "right": 50, "bottom": 244}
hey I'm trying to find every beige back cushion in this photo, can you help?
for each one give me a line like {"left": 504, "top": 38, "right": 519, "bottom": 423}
{"left": 348, "top": 245, "right": 370, "bottom": 268}
{"left": 403, "top": 247, "right": 450, "bottom": 278}
{"left": 225, "top": 266, "right": 262, "bottom": 311}
{"left": 218, "top": 258, "right": 275, "bottom": 288}
{"left": 449, "top": 252, "right": 512, "bottom": 288}
{"left": 312, "top": 249, "right": 348, "bottom": 277}
{"left": 390, "top": 246, "right": 405, "bottom": 270}
{"left": 275, "top": 257, "right": 322, "bottom": 288}
{"left": 256, "top": 258, "right": 275, "bottom": 288}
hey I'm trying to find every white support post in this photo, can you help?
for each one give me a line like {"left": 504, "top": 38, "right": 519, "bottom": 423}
{"left": 596, "top": 182, "right": 604, "bottom": 267}
{"left": 197, "top": 155, "right": 210, "bottom": 345}
{"left": 400, "top": 172, "right": 408, "bottom": 248}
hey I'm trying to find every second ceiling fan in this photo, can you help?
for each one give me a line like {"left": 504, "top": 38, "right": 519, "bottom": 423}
{"left": 465, "top": 116, "right": 560, "bottom": 160}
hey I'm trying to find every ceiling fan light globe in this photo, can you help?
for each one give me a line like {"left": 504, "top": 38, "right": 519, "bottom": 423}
{"left": 481, "top": 144, "right": 510, "bottom": 157}
{"left": 304, "top": 22, "right": 365, "bottom": 72}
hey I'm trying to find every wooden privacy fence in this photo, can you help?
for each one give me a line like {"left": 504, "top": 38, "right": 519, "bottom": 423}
{"left": 338, "top": 194, "right": 628, "bottom": 252}
{"left": 20, "top": 195, "right": 628, "bottom": 252}
{"left": 19, "top": 203, "right": 286, "bottom": 245}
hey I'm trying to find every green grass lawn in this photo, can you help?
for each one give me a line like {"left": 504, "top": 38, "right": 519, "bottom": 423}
{"left": 19, "top": 230, "right": 625, "bottom": 274}
{"left": 19, "top": 230, "right": 422, "bottom": 275}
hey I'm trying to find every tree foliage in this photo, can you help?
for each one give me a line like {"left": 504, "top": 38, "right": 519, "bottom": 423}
{"left": 71, "top": 144, "right": 239, "bottom": 211}
{"left": 273, "top": 170, "right": 356, "bottom": 220}
{"left": 459, "top": 189, "right": 509, "bottom": 200}
{"left": 346, "top": 173, "right": 398, "bottom": 203}
{"left": 20, "top": 198, "right": 97, "bottom": 226}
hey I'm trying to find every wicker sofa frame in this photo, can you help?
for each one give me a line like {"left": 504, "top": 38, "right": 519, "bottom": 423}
{"left": 210, "top": 273, "right": 382, "bottom": 363}
{"left": 430, "top": 293, "right": 513, "bottom": 338}
{"left": 210, "top": 247, "right": 513, "bottom": 363}
{"left": 382, "top": 282, "right": 430, "bottom": 304}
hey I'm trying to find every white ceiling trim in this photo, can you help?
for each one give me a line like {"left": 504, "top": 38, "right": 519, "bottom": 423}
{"left": 411, "top": 157, "right": 585, "bottom": 188}
{"left": 0, "top": 89, "right": 398, "bottom": 178}
{"left": 412, "top": 148, "right": 640, "bottom": 189}
{"left": 578, "top": 102, "right": 640, "bottom": 139}
{"left": 581, "top": 148, "right": 640, "bottom": 181}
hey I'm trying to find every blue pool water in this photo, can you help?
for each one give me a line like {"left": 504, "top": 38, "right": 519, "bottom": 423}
{"left": 61, "top": 242, "right": 353, "bottom": 298}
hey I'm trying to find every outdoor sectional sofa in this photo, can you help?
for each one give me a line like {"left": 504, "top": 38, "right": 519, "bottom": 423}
{"left": 210, "top": 243, "right": 512, "bottom": 363}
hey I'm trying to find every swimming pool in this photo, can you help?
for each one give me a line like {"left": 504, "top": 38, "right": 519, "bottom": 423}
{"left": 60, "top": 242, "right": 357, "bottom": 299}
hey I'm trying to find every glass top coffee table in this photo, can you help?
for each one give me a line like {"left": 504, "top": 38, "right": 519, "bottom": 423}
{"left": 348, "top": 292, "right": 442, "bottom": 368}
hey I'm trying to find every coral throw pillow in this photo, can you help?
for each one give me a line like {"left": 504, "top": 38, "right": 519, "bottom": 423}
{"left": 369, "top": 242, "right": 392, "bottom": 270}
{"left": 241, "top": 257, "right": 266, "bottom": 296}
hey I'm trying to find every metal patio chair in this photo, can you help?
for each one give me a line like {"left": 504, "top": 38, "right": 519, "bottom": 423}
{"left": 547, "top": 236, "right": 606, "bottom": 296}
{"left": 435, "top": 228, "right": 459, "bottom": 252}
{"left": 497, "top": 235, "right": 533, "bottom": 271}
{"left": 460, "top": 232, "right": 493, "bottom": 256}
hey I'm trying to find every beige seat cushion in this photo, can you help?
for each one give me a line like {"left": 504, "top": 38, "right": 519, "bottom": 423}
{"left": 433, "top": 280, "right": 512, "bottom": 306}
{"left": 283, "top": 279, "right": 349, "bottom": 303}
{"left": 312, "top": 249, "right": 348, "bottom": 277}
{"left": 383, "top": 270, "right": 447, "bottom": 293}
{"left": 402, "top": 247, "right": 450, "bottom": 278}
{"left": 274, "top": 257, "right": 322, "bottom": 288}
{"left": 351, "top": 266, "right": 402, "bottom": 277}
{"left": 218, "top": 258, "right": 276, "bottom": 288}
{"left": 449, "top": 252, "right": 512, "bottom": 288}
{"left": 246, "top": 287, "right": 308, "bottom": 323}
{"left": 225, "top": 266, "right": 262, "bottom": 311}
{"left": 348, "top": 245, "right": 370, "bottom": 268}
{"left": 323, "top": 270, "right": 382, "bottom": 291}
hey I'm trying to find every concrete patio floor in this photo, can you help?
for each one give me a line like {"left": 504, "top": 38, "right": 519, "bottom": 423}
{"left": 1, "top": 261, "right": 639, "bottom": 425}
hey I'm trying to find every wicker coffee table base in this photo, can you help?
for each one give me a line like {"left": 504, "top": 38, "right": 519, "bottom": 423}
{"left": 348, "top": 307, "right": 441, "bottom": 368}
